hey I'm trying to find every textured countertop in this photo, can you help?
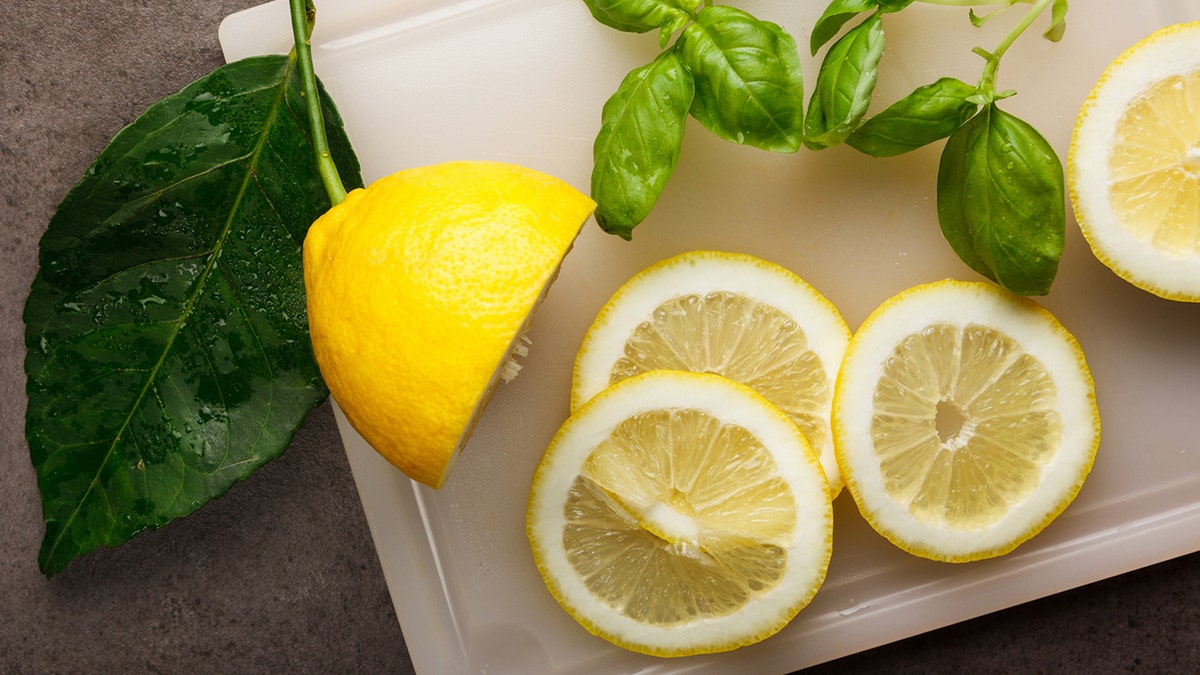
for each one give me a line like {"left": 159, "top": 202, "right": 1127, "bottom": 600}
{"left": 2, "top": 1, "right": 1197, "bottom": 673}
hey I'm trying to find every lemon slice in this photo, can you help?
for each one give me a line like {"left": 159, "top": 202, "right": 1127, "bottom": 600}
{"left": 304, "top": 161, "right": 595, "bottom": 488}
{"left": 527, "top": 370, "right": 832, "bottom": 657}
{"left": 571, "top": 251, "right": 851, "bottom": 494}
{"left": 833, "top": 280, "right": 1100, "bottom": 562}
{"left": 1069, "top": 21, "right": 1200, "bottom": 301}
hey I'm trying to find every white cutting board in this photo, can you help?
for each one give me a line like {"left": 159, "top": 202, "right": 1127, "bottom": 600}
{"left": 221, "top": 1, "right": 1200, "bottom": 673}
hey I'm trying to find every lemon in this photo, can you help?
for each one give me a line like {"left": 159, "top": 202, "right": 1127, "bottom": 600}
{"left": 1069, "top": 21, "right": 1200, "bottom": 301}
{"left": 527, "top": 370, "right": 832, "bottom": 657}
{"left": 833, "top": 280, "right": 1100, "bottom": 562}
{"left": 571, "top": 251, "right": 851, "bottom": 494}
{"left": 304, "top": 161, "right": 595, "bottom": 488}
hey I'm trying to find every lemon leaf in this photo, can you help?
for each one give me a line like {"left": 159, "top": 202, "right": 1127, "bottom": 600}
{"left": 22, "top": 53, "right": 363, "bottom": 576}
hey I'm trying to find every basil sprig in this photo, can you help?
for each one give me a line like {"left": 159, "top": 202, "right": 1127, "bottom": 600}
{"left": 582, "top": 0, "right": 1071, "bottom": 295}
{"left": 584, "top": 0, "right": 804, "bottom": 238}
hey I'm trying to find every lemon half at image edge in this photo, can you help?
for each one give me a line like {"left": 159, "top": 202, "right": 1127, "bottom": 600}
{"left": 303, "top": 161, "right": 595, "bottom": 488}
{"left": 1069, "top": 21, "right": 1200, "bottom": 301}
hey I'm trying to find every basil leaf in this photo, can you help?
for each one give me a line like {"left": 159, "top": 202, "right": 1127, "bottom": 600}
{"left": 936, "top": 104, "right": 1064, "bottom": 296}
{"left": 581, "top": 0, "right": 697, "bottom": 46}
{"left": 678, "top": 6, "right": 805, "bottom": 152}
{"left": 1044, "top": 0, "right": 1068, "bottom": 42}
{"left": 809, "top": 0, "right": 876, "bottom": 55}
{"left": 592, "top": 49, "right": 695, "bottom": 239}
{"left": 23, "top": 54, "right": 363, "bottom": 576}
{"left": 804, "top": 12, "right": 885, "bottom": 150}
{"left": 846, "top": 77, "right": 978, "bottom": 157}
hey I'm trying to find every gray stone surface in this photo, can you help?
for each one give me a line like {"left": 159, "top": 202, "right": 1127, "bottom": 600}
{"left": 1, "top": 1, "right": 1197, "bottom": 673}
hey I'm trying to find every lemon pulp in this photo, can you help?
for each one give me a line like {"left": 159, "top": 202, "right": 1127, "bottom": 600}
{"left": 1108, "top": 69, "right": 1200, "bottom": 255}
{"left": 565, "top": 408, "right": 796, "bottom": 626}
{"left": 871, "top": 323, "right": 1061, "bottom": 529}
{"left": 609, "top": 292, "right": 833, "bottom": 475}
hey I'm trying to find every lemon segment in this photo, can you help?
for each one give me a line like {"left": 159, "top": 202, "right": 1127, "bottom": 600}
{"left": 834, "top": 280, "right": 1100, "bottom": 562}
{"left": 528, "top": 371, "right": 832, "bottom": 657}
{"left": 1069, "top": 21, "right": 1200, "bottom": 301}
{"left": 303, "top": 161, "right": 595, "bottom": 488}
{"left": 572, "top": 251, "right": 851, "bottom": 495}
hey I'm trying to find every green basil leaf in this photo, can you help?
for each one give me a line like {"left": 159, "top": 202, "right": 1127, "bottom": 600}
{"left": 678, "top": 6, "right": 805, "bottom": 152}
{"left": 936, "top": 104, "right": 1065, "bottom": 296}
{"left": 846, "top": 77, "right": 978, "bottom": 157}
{"left": 581, "top": 0, "right": 697, "bottom": 44}
{"left": 23, "top": 53, "right": 363, "bottom": 576}
{"left": 875, "top": 0, "right": 915, "bottom": 12}
{"left": 809, "top": 0, "right": 876, "bottom": 55}
{"left": 592, "top": 49, "right": 695, "bottom": 239}
{"left": 804, "top": 12, "right": 884, "bottom": 150}
{"left": 1044, "top": 0, "right": 1068, "bottom": 42}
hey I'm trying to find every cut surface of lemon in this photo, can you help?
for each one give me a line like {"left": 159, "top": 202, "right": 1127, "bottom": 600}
{"left": 304, "top": 161, "right": 595, "bottom": 488}
{"left": 528, "top": 370, "right": 832, "bottom": 657}
{"left": 571, "top": 251, "right": 851, "bottom": 494}
{"left": 833, "top": 280, "right": 1099, "bottom": 562}
{"left": 1069, "top": 21, "right": 1200, "bottom": 301}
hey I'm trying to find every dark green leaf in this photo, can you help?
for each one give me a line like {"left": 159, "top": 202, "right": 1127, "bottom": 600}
{"left": 678, "top": 5, "right": 805, "bottom": 152}
{"left": 1044, "top": 0, "right": 1068, "bottom": 41}
{"left": 936, "top": 104, "right": 1064, "bottom": 296}
{"left": 804, "top": 12, "right": 885, "bottom": 150}
{"left": 581, "top": 0, "right": 697, "bottom": 45}
{"left": 875, "top": 0, "right": 915, "bottom": 12}
{"left": 846, "top": 77, "right": 978, "bottom": 157}
{"left": 809, "top": 0, "right": 876, "bottom": 55}
{"left": 592, "top": 49, "right": 695, "bottom": 239}
{"left": 23, "top": 54, "right": 363, "bottom": 576}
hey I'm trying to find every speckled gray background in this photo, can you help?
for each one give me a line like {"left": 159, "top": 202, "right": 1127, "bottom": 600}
{"left": 1, "top": 1, "right": 1197, "bottom": 673}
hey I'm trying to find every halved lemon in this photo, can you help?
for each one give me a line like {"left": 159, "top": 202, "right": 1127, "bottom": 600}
{"left": 833, "top": 280, "right": 1100, "bottom": 562}
{"left": 571, "top": 251, "right": 851, "bottom": 494}
{"left": 527, "top": 370, "right": 832, "bottom": 657}
{"left": 304, "top": 161, "right": 594, "bottom": 488}
{"left": 1069, "top": 21, "right": 1200, "bottom": 301}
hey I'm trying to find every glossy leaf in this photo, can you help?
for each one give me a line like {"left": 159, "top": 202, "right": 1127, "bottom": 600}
{"left": 809, "top": 0, "right": 876, "bottom": 55}
{"left": 847, "top": 77, "right": 978, "bottom": 157}
{"left": 678, "top": 5, "right": 805, "bottom": 152}
{"left": 804, "top": 11, "right": 885, "bottom": 150}
{"left": 936, "top": 104, "right": 1064, "bottom": 296}
{"left": 592, "top": 49, "right": 695, "bottom": 239}
{"left": 581, "top": 0, "right": 697, "bottom": 46}
{"left": 23, "top": 54, "right": 363, "bottom": 576}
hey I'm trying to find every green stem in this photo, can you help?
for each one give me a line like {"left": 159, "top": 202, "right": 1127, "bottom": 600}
{"left": 289, "top": 0, "right": 347, "bottom": 206}
{"left": 975, "top": 0, "right": 1051, "bottom": 98}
